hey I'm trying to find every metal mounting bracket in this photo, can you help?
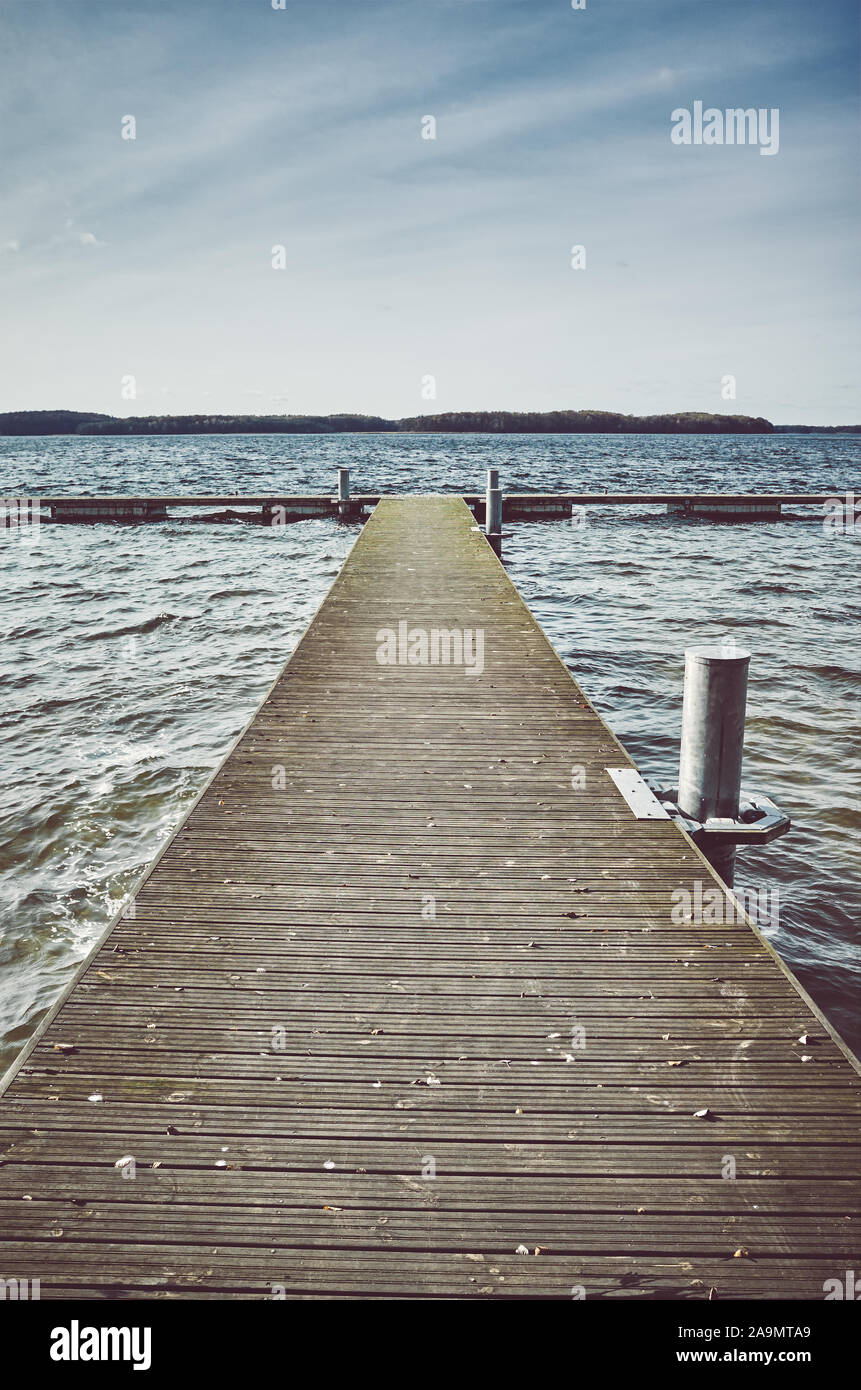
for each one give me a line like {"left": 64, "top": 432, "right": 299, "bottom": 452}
{"left": 648, "top": 786, "right": 791, "bottom": 847}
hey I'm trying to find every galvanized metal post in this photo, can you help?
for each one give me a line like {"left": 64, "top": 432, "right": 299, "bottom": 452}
{"left": 485, "top": 468, "right": 502, "bottom": 553}
{"left": 337, "top": 467, "right": 351, "bottom": 522}
{"left": 677, "top": 645, "right": 750, "bottom": 886}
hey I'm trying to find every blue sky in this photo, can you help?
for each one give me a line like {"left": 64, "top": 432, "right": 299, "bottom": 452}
{"left": 0, "top": 0, "right": 858, "bottom": 423}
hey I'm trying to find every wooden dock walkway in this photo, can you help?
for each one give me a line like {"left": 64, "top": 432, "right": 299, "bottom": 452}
{"left": 0, "top": 496, "right": 858, "bottom": 1300}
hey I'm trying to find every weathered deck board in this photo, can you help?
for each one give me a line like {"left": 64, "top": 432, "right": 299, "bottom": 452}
{"left": 1, "top": 495, "right": 858, "bottom": 1301}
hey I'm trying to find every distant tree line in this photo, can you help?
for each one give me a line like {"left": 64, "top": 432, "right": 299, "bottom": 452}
{"left": 0, "top": 410, "right": 398, "bottom": 436}
{"left": 0, "top": 408, "right": 792, "bottom": 436}
{"left": 0, "top": 410, "right": 116, "bottom": 435}
{"left": 77, "top": 413, "right": 397, "bottom": 435}
{"left": 395, "top": 410, "right": 776, "bottom": 434}
{"left": 7, "top": 409, "right": 859, "bottom": 436}
{"left": 772, "top": 424, "right": 861, "bottom": 434}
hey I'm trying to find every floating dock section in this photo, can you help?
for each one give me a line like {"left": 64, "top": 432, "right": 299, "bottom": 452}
{"left": 14, "top": 490, "right": 848, "bottom": 525}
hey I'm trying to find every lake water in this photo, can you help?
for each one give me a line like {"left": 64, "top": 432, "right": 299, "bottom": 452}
{"left": 1, "top": 432, "right": 859, "bottom": 1068}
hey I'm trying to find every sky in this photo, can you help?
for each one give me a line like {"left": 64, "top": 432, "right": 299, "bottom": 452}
{"left": 0, "top": 0, "right": 859, "bottom": 424}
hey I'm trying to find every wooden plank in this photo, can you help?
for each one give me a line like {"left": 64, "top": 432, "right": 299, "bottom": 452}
{"left": 0, "top": 494, "right": 858, "bottom": 1301}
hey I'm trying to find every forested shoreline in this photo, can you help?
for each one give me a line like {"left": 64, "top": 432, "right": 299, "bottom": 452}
{"left": 0, "top": 408, "right": 773, "bottom": 435}
{"left": 1, "top": 408, "right": 858, "bottom": 436}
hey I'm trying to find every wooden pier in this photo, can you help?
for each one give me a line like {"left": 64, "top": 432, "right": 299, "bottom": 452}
{"left": 0, "top": 496, "right": 858, "bottom": 1300}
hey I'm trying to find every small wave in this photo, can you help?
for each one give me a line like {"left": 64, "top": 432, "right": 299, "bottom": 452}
{"left": 209, "top": 588, "right": 266, "bottom": 600}
{"left": 87, "top": 613, "right": 185, "bottom": 641}
{"left": 4, "top": 623, "right": 47, "bottom": 641}
{"left": 805, "top": 662, "right": 861, "bottom": 682}
{"left": 736, "top": 582, "right": 799, "bottom": 597}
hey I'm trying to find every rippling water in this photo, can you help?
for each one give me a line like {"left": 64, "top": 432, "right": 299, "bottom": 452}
{"left": 1, "top": 433, "right": 859, "bottom": 1067}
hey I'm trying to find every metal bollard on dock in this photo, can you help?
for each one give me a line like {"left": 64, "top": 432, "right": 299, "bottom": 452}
{"left": 676, "top": 646, "right": 750, "bottom": 884}
{"left": 677, "top": 646, "right": 750, "bottom": 824}
{"left": 651, "top": 644, "right": 790, "bottom": 887}
{"left": 485, "top": 468, "right": 502, "bottom": 554}
{"left": 337, "top": 467, "right": 352, "bottom": 522}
